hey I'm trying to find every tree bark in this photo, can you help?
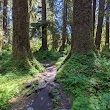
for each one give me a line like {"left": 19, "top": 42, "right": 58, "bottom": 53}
{"left": 3, "top": 0, "right": 7, "bottom": 35}
{"left": 93, "top": 0, "right": 96, "bottom": 37}
{"left": 41, "top": 0, "right": 48, "bottom": 50}
{"left": 95, "top": 0, "right": 105, "bottom": 50}
{"left": 12, "top": 0, "right": 32, "bottom": 60}
{"left": 60, "top": 0, "right": 67, "bottom": 51}
{"left": 71, "top": 0, "right": 95, "bottom": 53}
{"left": 105, "top": 1, "right": 109, "bottom": 50}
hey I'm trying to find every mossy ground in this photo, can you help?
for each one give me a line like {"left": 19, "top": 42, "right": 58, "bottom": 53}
{"left": 57, "top": 52, "right": 110, "bottom": 110}
{"left": 34, "top": 50, "right": 67, "bottom": 68}
{"left": 0, "top": 49, "right": 44, "bottom": 110}
{"left": 2, "top": 46, "right": 109, "bottom": 110}
{"left": 0, "top": 48, "right": 66, "bottom": 110}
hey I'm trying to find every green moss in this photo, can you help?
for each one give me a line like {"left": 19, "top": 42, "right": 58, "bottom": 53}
{"left": 34, "top": 50, "right": 63, "bottom": 63}
{"left": 57, "top": 53, "right": 110, "bottom": 110}
{"left": 0, "top": 49, "right": 45, "bottom": 110}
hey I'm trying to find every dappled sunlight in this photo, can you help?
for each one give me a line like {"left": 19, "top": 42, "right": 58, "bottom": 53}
{"left": 10, "top": 63, "right": 71, "bottom": 110}
{"left": 0, "top": 0, "right": 110, "bottom": 109}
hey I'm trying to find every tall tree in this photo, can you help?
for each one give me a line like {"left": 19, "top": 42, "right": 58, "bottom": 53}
{"left": 93, "top": 0, "right": 96, "bottom": 37}
{"left": 60, "top": 0, "right": 67, "bottom": 51}
{"left": 105, "top": 0, "right": 110, "bottom": 50}
{"left": 49, "top": 0, "right": 58, "bottom": 51}
{"left": 0, "top": 0, "right": 3, "bottom": 27}
{"left": 3, "top": 0, "right": 7, "bottom": 35}
{"left": 12, "top": 0, "right": 32, "bottom": 61}
{"left": 71, "top": 0, "right": 95, "bottom": 53}
{"left": 95, "top": 0, "right": 105, "bottom": 50}
{"left": 41, "top": 0, "right": 48, "bottom": 50}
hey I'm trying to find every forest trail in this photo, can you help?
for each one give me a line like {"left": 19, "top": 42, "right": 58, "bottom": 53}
{"left": 10, "top": 63, "right": 71, "bottom": 110}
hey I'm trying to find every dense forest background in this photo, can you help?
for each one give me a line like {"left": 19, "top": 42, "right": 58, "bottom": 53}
{"left": 0, "top": 0, "right": 110, "bottom": 110}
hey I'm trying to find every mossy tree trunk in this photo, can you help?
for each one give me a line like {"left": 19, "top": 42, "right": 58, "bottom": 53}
{"left": 41, "top": 0, "right": 48, "bottom": 50}
{"left": 71, "top": 0, "right": 95, "bottom": 53}
{"left": 60, "top": 0, "right": 67, "bottom": 51}
{"left": 93, "top": 0, "right": 96, "bottom": 38}
{"left": 50, "top": 1, "right": 58, "bottom": 51}
{"left": 95, "top": 0, "right": 105, "bottom": 50}
{"left": 3, "top": 0, "right": 7, "bottom": 35}
{"left": 105, "top": 1, "right": 110, "bottom": 50}
{"left": 12, "top": 0, "right": 32, "bottom": 62}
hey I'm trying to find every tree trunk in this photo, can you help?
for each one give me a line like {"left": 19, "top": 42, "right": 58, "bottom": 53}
{"left": 51, "top": 1, "right": 56, "bottom": 51}
{"left": 12, "top": 0, "right": 32, "bottom": 61}
{"left": 3, "top": 0, "right": 7, "bottom": 35}
{"left": 71, "top": 0, "right": 95, "bottom": 53}
{"left": 60, "top": 0, "right": 67, "bottom": 51}
{"left": 41, "top": 0, "right": 48, "bottom": 50}
{"left": 105, "top": 1, "right": 109, "bottom": 50}
{"left": 93, "top": 0, "right": 96, "bottom": 37}
{"left": 95, "top": 0, "right": 105, "bottom": 50}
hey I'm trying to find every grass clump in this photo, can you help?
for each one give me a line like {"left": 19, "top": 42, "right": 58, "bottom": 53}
{"left": 0, "top": 49, "right": 44, "bottom": 110}
{"left": 57, "top": 52, "right": 110, "bottom": 110}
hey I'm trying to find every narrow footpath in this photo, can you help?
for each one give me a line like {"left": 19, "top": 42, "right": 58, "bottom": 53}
{"left": 10, "top": 63, "right": 71, "bottom": 110}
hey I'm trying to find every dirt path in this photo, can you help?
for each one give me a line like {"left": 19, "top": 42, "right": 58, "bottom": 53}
{"left": 10, "top": 63, "right": 71, "bottom": 110}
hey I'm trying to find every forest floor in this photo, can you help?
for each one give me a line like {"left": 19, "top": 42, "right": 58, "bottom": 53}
{"left": 1, "top": 50, "right": 110, "bottom": 110}
{"left": 10, "top": 63, "right": 71, "bottom": 110}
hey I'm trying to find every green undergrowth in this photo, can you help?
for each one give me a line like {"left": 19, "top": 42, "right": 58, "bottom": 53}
{"left": 57, "top": 52, "right": 110, "bottom": 110}
{"left": 0, "top": 50, "right": 44, "bottom": 110}
{"left": 34, "top": 50, "right": 66, "bottom": 67}
{"left": 101, "top": 50, "right": 110, "bottom": 59}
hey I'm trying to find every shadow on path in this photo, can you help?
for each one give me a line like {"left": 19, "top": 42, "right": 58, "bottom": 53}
{"left": 10, "top": 63, "right": 71, "bottom": 110}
